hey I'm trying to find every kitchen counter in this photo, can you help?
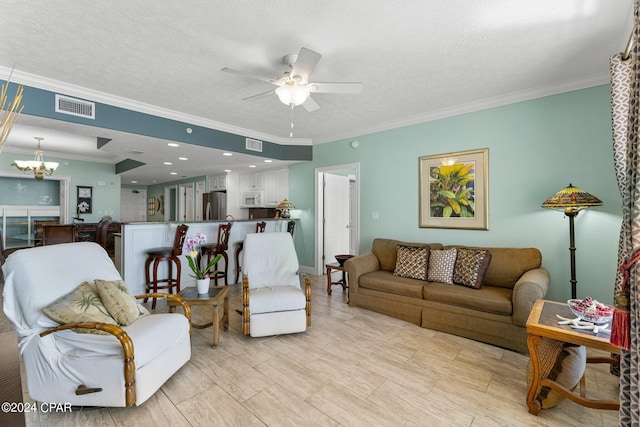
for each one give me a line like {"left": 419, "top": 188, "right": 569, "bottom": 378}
{"left": 117, "top": 219, "right": 296, "bottom": 294}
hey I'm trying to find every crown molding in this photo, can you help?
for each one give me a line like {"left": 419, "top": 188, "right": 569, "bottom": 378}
{"left": 0, "top": 66, "right": 312, "bottom": 146}
{"left": 2, "top": 66, "right": 609, "bottom": 148}
{"left": 313, "top": 72, "right": 610, "bottom": 144}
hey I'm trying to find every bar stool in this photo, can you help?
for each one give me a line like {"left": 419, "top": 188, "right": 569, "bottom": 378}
{"left": 234, "top": 221, "right": 266, "bottom": 284}
{"left": 144, "top": 224, "right": 188, "bottom": 309}
{"left": 200, "top": 222, "right": 232, "bottom": 286}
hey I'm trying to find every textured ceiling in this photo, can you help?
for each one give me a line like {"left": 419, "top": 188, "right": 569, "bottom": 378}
{"left": 0, "top": 0, "right": 634, "bottom": 184}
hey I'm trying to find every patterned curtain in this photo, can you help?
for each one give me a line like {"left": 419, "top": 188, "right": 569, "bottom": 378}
{"left": 610, "top": 2, "right": 640, "bottom": 424}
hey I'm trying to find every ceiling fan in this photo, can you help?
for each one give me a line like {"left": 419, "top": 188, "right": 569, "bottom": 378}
{"left": 221, "top": 47, "right": 363, "bottom": 112}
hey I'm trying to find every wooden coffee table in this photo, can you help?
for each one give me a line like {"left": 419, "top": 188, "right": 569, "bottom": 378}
{"left": 168, "top": 286, "right": 229, "bottom": 347}
{"left": 526, "top": 299, "right": 620, "bottom": 415}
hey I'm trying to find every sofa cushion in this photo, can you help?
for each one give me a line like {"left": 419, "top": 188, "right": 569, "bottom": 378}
{"left": 422, "top": 282, "right": 513, "bottom": 315}
{"left": 445, "top": 245, "right": 542, "bottom": 289}
{"left": 427, "top": 248, "right": 457, "bottom": 284}
{"left": 95, "top": 279, "right": 150, "bottom": 326}
{"left": 393, "top": 245, "right": 429, "bottom": 280}
{"left": 359, "top": 270, "right": 425, "bottom": 298}
{"left": 43, "top": 281, "right": 117, "bottom": 334}
{"left": 453, "top": 249, "right": 492, "bottom": 289}
{"left": 372, "top": 239, "right": 443, "bottom": 272}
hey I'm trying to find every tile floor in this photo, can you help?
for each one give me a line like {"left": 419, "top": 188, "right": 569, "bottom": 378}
{"left": 2, "top": 275, "right": 620, "bottom": 426}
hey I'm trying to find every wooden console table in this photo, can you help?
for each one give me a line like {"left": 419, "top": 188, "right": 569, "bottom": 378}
{"left": 526, "top": 299, "right": 620, "bottom": 415}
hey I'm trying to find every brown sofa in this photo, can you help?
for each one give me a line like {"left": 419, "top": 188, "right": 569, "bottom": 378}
{"left": 344, "top": 238, "right": 550, "bottom": 353}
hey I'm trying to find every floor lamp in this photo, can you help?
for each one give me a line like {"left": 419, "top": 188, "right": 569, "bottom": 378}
{"left": 542, "top": 183, "right": 603, "bottom": 300}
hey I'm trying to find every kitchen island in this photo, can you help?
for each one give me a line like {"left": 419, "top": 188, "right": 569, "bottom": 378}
{"left": 117, "top": 219, "right": 294, "bottom": 295}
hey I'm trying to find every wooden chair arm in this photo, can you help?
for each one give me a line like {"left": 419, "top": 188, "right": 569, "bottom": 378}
{"left": 301, "top": 273, "right": 312, "bottom": 327}
{"left": 135, "top": 293, "right": 192, "bottom": 322}
{"left": 39, "top": 322, "right": 136, "bottom": 407}
{"left": 242, "top": 274, "right": 250, "bottom": 335}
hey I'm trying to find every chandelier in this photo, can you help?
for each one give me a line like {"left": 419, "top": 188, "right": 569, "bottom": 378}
{"left": 12, "top": 137, "right": 59, "bottom": 180}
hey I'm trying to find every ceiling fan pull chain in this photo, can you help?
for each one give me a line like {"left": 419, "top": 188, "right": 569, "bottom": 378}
{"left": 290, "top": 105, "right": 294, "bottom": 138}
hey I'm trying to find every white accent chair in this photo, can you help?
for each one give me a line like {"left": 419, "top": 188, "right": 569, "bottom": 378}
{"left": 242, "top": 232, "right": 311, "bottom": 337}
{"left": 2, "top": 242, "right": 191, "bottom": 407}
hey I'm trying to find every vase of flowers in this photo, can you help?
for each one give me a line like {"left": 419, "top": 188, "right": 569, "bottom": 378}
{"left": 184, "top": 232, "right": 222, "bottom": 295}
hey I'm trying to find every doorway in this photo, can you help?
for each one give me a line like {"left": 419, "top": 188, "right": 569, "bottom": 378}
{"left": 315, "top": 163, "right": 360, "bottom": 275}
{"left": 178, "top": 183, "right": 194, "bottom": 222}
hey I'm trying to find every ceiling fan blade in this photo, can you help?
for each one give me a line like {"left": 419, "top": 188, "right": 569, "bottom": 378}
{"left": 221, "top": 67, "right": 278, "bottom": 85}
{"left": 302, "top": 96, "right": 320, "bottom": 112}
{"left": 309, "top": 82, "right": 363, "bottom": 94}
{"left": 291, "top": 47, "right": 321, "bottom": 81}
{"left": 242, "top": 89, "right": 275, "bottom": 101}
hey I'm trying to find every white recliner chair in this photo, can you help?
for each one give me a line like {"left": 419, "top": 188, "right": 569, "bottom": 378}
{"left": 2, "top": 242, "right": 191, "bottom": 407}
{"left": 241, "top": 232, "right": 311, "bottom": 337}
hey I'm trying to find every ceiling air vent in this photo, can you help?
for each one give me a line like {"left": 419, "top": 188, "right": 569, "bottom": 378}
{"left": 55, "top": 94, "right": 95, "bottom": 119}
{"left": 245, "top": 138, "right": 263, "bottom": 152}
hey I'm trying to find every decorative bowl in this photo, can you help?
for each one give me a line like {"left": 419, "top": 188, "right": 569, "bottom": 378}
{"left": 335, "top": 254, "right": 354, "bottom": 266}
{"left": 567, "top": 298, "right": 614, "bottom": 324}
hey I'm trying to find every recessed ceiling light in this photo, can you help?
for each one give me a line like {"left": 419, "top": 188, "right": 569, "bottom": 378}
{"left": 163, "top": 162, "right": 172, "bottom": 165}
{"left": 178, "top": 157, "right": 188, "bottom": 161}
{"left": 131, "top": 180, "right": 137, "bottom": 183}
{"left": 224, "top": 169, "right": 231, "bottom": 172}
{"left": 170, "top": 172, "right": 177, "bottom": 175}
{"left": 223, "top": 152, "right": 232, "bottom": 156}
{"left": 168, "top": 143, "right": 179, "bottom": 147}
{"left": 249, "top": 165, "right": 256, "bottom": 168}
{"left": 264, "top": 159, "right": 272, "bottom": 163}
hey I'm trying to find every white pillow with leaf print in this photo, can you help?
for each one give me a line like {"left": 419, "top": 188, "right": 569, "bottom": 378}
{"left": 95, "top": 279, "right": 149, "bottom": 326}
{"left": 43, "top": 281, "right": 117, "bottom": 334}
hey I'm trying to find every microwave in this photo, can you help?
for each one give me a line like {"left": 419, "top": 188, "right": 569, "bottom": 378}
{"left": 242, "top": 191, "right": 264, "bottom": 208}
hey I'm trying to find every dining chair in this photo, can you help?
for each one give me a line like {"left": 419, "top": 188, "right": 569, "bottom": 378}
{"left": 200, "top": 222, "right": 232, "bottom": 286}
{"left": 42, "top": 224, "right": 77, "bottom": 245}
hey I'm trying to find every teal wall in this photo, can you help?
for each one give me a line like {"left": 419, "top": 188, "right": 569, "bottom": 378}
{"left": 0, "top": 153, "right": 120, "bottom": 222}
{"left": 290, "top": 85, "right": 620, "bottom": 304}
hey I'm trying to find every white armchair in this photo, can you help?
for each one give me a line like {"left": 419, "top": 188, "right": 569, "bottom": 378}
{"left": 2, "top": 242, "right": 191, "bottom": 407}
{"left": 241, "top": 232, "right": 311, "bottom": 337}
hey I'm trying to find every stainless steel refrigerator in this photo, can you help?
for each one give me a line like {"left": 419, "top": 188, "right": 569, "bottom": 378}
{"left": 202, "top": 191, "right": 227, "bottom": 220}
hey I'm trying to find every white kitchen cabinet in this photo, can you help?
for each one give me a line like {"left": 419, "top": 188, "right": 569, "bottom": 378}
{"left": 264, "top": 169, "right": 289, "bottom": 206}
{"left": 243, "top": 172, "right": 265, "bottom": 190}
{"left": 276, "top": 168, "right": 289, "bottom": 203}
{"left": 208, "top": 174, "right": 227, "bottom": 191}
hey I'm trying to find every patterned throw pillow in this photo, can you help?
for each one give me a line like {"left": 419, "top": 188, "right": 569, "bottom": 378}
{"left": 427, "top": 248, "right": 457, "bottom": 284}
{"left": 95, "top": 279, "right": 150, "bottom": 326}
{"left": 453, "top": 249, "right": 492, "bottom": 289}
{"left": 393, "top": 245, "right": 429, "bottom": 280}
{"left": 43, "top": 281, "right": 117, "bottom": 334}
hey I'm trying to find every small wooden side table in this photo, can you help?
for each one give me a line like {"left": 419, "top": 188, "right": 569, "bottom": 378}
{"left": 167, "top": 286, "right": 229, "bottom": 347}
{"left": 526, "top": 299, "right": 620, "bottom": 415}
{"left": 326, "top": 262, "right": 348, "bottom": 296}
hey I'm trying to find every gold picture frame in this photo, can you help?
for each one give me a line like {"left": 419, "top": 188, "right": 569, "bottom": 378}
{"left": 419, "top": 148, "right": 489, "bottom": 230}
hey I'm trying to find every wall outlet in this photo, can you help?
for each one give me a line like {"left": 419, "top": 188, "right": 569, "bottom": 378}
{"left": 372, "top": 211, "right": 379, "bottom": 220}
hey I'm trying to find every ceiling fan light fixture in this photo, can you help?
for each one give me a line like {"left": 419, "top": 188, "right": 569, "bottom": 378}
{"left": 275, "top": 85, "right": 310, "bottom": 106}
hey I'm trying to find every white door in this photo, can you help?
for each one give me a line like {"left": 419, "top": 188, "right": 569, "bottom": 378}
{"left": 179, "top": 184, "right": 194, "bottom": 221}
{"left": 323, "top": 173, "right": 350, "bottom": 271}
{"left": 195, "top": 180, "right": 205, "bottom": 221}
{"left": 349, "top": 177, "right": 358, "bottom": 255}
